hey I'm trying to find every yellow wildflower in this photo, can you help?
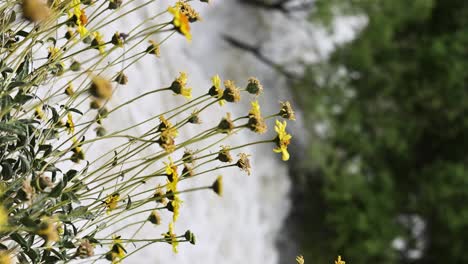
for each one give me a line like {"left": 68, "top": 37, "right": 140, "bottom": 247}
{"left": 247, "top": 100, "right": 267, "bottom": 134}
{"left": 0, "top": 206, "right": 8, "bottom": 232}
{"left": 222, "top": 80, "right": 241, "bottom": 103}
{"left": 296, "top": 255, "right": 304, "bottom": 264}
{"left": 37, "top": 217, "right": 59, "bottom": 244}
{"left": 164, "top": 157, "right": 179, "bottom": 192}
{"left": 279, "top": 101, "right": 296, "bottom": 120}
{"left": 176, "top": 1, "right": 201, "bottom": 22}
{"left": 209, "top": 74, "right": 225, "bottom": 106}
{"left": 170, "top": 72, "right": 192, "bottom": 99}
{"left": 335, "top": 256, "right": 345, "bottom": 264}
{"left": 47, "top": 46, "right": 60, "bottom": 60}
{"left": 65, "top": 82, "right": 74, "bottom": 96}
{"left": 273, "top": 120, "right": 292, "bottom": 161}
{"left": 104, "top": 193, "right": 120, "bottom": 214}
{"left": 163, "top": 222, "right": 179, "bottom": 253}
{"left": 34, "top": 106, "right": 44, "bottom": 120}
{"left": 91, "top": 31, "right": 106, "bottom": 55}
{"left": 168, "top": 5, "right": 191, "bottom": 41}
{"left": 66, "top": 112, "right": 75, "bottom": 134}
{"left": 171, "top": 195, "right": 182, "bottom": 222}
{"left": 146, "top": 40, "right": 161, "bottom": 57}
{"left": 0, "top": 251, "right": 11, "bottom": 264}
{"left": 70, "top": 0, "right": 88, "bottom": 37}
{"left": 106, "top": 235, "right": 126, "bottom": 263}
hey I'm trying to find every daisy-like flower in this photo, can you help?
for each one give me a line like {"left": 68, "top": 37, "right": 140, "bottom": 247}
{"left": 91, "top": 31, "right": 106, "bottom": 55}
{"left": 70, "top": 0, "right": 88, "bottom": 37}
{"left": 164, "top": 157, "right": 179, "bottom": 192}
{"left": 168, "top": 5, "right": 191, "bottom": 41}
{"left": 0, "top": 206, "right": 8, "bottom": 232}
{"left": 169, "top": 195, "right": 182, "bottom": 222}
{"left": 146, "top": 40, "right": 161, "bottom": 57}
{"left": 273, "top": 120, "right": 292, "bottom": 161}
{"left": 335, "top": 256, "right": 345, "bottom": 264}
{"left": 170, "top": 72, "right": 192, "bottom": 99}
{"left": 104, "top": 193, "right": 120, "bottom": 214}
{"left": 163, "top": 222, "right": 179, "bottom": 253}
{"left": 37, "top": 217, "right": 60, "bottom": 244}
{"left": 247, "top": 100, "right": 267, "bottom": 134}
{"left": 66, "top": 112, "right": 75, "bottom": 134}
{"left": 222, "top": 80, "right": 241, "bottom": 103}
{"left": 106, "top": 236, "right": 126, "bottom": 263}
{"left": 209, "top": 74, "right": 225, "bottom": 106}
{"left": 296, "top": 255, "right": 305, "bottom": 264}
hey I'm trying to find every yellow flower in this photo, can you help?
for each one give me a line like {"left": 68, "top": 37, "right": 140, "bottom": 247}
{"left": 92, "top": 31, "right": 106, "bottom": 55}
{"left": 171, "top": 195, "right": 182, "bottom": 222}
{"left": 335, "top": 256, "right": 345, "bottom": 264}
{"left": 37, "top": 217, "right": 59, "bottom": 244}
{"left": 168, "top": 5, "right": 191, "bottom": 41}
{"left": 249, "top": 100, "right": 261, "bottom": 117}
{"left": 66, "top": 112, "right": 75, "bottom": 134}
{"left": 210, "top": 75, "right": 225, "bottom": 106}
{"left": 163, "top": 222, "right": 179, "bottom": 253}
{"left": 104, "top": 193, "right": 120, "bottom": 214}
{"left": 70, "top": 0, "right": 88, "bottom": 37}
{"left": 106, "top": 235, "right": 126, "bottom": 263}
{"left": 34, "top": 106, "right": 44, "bottom": 120}
{"left": 65, "top": 82, "right": 74, "bottom": 96}
{"left": 89, "top": 75, "right": 113, "bottom": 100}
{"left": 0, "top": 251, "right": 11, "bottom": 264}
{"left": 0, "top": 206, "right": 8, "bottom": 232}
{"left": 47, "top": 46, "right": 60, "bottom": 60}
{"left": 164, "top": 157, "right": 179, "bottom": 192}
{"left": 273, "top": 120, "right": 292, "bottom": 161}
{"left": 170, "top": 72, "right": 192, "bottom": 99}
{"left": 296, "top": 255, "right": 305, "bottom": 264}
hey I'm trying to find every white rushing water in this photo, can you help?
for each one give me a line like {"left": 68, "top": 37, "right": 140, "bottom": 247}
{"left": 98, "top": 1, "right": 362, "bottom": 263}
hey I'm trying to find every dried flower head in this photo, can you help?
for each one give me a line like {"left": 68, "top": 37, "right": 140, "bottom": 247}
{"left": 217, "top": 113, "right": 234, "bottom": 133}
{"left": 170, "top": 72, "right": 192, "bottom": 99}
{"left": 108, "top": 0, "right": 122, "bottom": 9}
{"left": 153, "top": 186, "right": 168, "bottom": 205}
{"left": 17, "top": 180, "right": 35, "bottom": 202}
{"left": 209, "top": 74, "right": 225, "bottom": 106}
{"left": 168, "top": 5, "right": 191, "bottom": 41}
{"left": 211, "top": 176, "right": 223, "bottom": 196}
{"left": 236, "top": 153, "right": 251, "bottom": 175}
{"left": 217, "top": 145, "right": 233, "bottom": 163}
{"left": 158, "top": 129, "right": 176, "bottom": 153}
{"left": 273, "top": 120, "right": 292, "bottom": 161}
{"left": 184, "top": 230, "right": 196, "bottom": 245}
{"left": 90, "top": 99, "right": 102, "bottom": 109}
{"left": 76, "top": 239, "right": 95, "bottom": 258}
{"left": 279, "top": 101, "right": 296, "bottom": 120}
{"left": 148, "top": 210, "right": 161, "bottom": 225}
{"left": 22, "top": 0, "right": 51, "bottom": 22}
{"left": 182, "top": 163, "right": 194, "bottom": 177}
{"left": 146, "top": 40, "right": 161, "bottom": 57}
{"left": 90, "top": 75, "right": 113, "bottom": 100}
{"left": 246, "top": 77, "right": 263, "bottom": 96}
{"left": 182, "top": 149, "right": 195, "bottom": 164}
{"left": 222, "top": 80, "right": 241, "bottom": 103}
{"left": 111, "top": 32, "right": 128, "bottom": 47}
{"left": 188, "top": 110, "right": 201, "bottom": 124}
{"left": 115, "top": 71, "right": 128, "bottom": 85}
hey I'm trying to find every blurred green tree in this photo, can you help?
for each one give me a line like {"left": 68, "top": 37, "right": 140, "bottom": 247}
{"left": 294, "top": 0, "right": 468, "bottom": 263}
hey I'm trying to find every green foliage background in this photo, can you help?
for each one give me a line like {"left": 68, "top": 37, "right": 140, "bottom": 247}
{"left": 292, "top": 0, "right": 468, "bottom": 263}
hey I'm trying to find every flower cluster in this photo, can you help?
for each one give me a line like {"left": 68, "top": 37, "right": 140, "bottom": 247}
{"left": 0, "top": 0, "right": 296, "bottom": 263}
